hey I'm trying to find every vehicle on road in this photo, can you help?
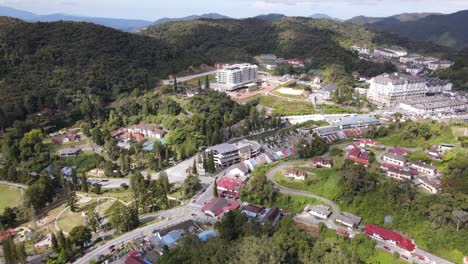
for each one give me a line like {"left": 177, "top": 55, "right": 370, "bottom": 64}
{"left": 401, "top": 255, "right": 409, "bottom": 260}
{"left": 383, "top": 246, "right": 391, "bottom": 251}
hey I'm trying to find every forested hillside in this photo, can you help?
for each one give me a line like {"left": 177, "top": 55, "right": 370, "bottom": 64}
{"left": 0, "top": 16, "right": 450, "bottom": 128}
{"left": 350, "top": 10, "right": 468, "bottom": 49}
{"left": 143, "top": 17, "right": 448, "bottom": 64}
{"left": 0, "top": 18, "right": 198, "bottom": 127}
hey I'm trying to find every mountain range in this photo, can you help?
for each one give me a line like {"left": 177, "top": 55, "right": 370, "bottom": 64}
{"left": 0, "top": 5, "right": 152, "bottom": 31}
{"left": 0, "top": 5, "right": 343, "bottom": 31}
{"left": 0, "top": 15, "right": 449, "bottom": 124}
{"left": 348, "top": 10, "right": 468, "bottom": 49}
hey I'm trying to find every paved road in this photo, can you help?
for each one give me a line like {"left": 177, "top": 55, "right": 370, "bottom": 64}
{"left": 161, "top": 70, "right": 217, "bottom": 85}
{"left": 266, "top": 160, "right": 453, "bottom": 264}
{"left": 74, "top": 206, "right": 196, "bottom": 264}
{"left": 265, "top": 160, "right": 354, "bottom": 234}
{"left": 0, "top": 180, "right": 27, "bottom": 189}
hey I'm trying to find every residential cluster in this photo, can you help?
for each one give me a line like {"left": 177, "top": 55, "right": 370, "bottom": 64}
{"left": 343, "top": 139, "right": 448, "bottom": 194}
{"left": 111, "top": 123, "right": 167, "bottom": 149}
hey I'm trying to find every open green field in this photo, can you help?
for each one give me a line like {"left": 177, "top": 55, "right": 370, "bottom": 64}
{"left": 366, "top": 249, "right": 407, "bottom": 264}
{"left": 258, "top": 96, "right": 358, "bottom": 116}
{"left": 273, "top": 168, "right": 342, "bottom": 200}
{"left": 272, "top": 193, "right": 324, "bottom": 213}
{"left": 452, "top": 126, "right": 468, "bottom": 138}
{"left": 85, "top": 189, "right": 134, "bottom": 203}
{"left": 377, "top": 126, "right": 457, "bottom": 149}
{"left": 57, "top": 208, "right": 86, "bottom": 233}
{"left": 0, "top": 184, "right": 24, "bottom": 212}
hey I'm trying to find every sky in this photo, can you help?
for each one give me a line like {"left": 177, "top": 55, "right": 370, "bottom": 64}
{"left": 1, "top": 0, "right": 467, "bottom": 20}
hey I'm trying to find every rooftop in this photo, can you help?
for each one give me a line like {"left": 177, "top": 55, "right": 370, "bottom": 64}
{"left": 304, "top": 205, "right": 331, "bottom": 216}
{"left": 336, "top": 212, "right": 361, "bottom": 226}
{"left": 335, "top": 116, "right": 380, "bottom": 127}
{"left": 373, "top": 73, "right": 425, "bottom": 85}
{"left": 158, "top": 220, "right": 198, "bottom": 237}
{"left": 209, "top": 143, "right": 238, "bottom": 154}
{"left": 383, "top": 152, "right": 407, "bottom": 163}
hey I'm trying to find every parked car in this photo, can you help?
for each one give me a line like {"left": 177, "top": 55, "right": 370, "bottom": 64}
{"left": 383, "top": 246, "right": 390, "bottom": 251}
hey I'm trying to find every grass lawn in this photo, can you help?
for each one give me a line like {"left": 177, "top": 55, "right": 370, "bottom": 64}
{"left": 57, "top": 208, "right": 86, "bottom": 233}
{"left": 273, "top": 168, "right": 342, "bottom": 200}
{"left": 258, "top": 95, "right": 358, "bottom": 116}
{"left": 377, "top": 126, "right": 457, "bottom": 149}
{"left": 0, "top": 184, "right": 23, "bottom": 212}
{"left": 451, "top": 126, "right": 467, "bottom": 138}
{"left": 366, "top": 249, "right": 407, "bottom": 264}
{"left": 84, "top": 189, "right": 134, "bottom": 203}
{"left": 272, "top": 193, "right": 324, "bottom": 213}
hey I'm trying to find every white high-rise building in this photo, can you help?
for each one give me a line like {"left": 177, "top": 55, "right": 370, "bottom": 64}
{"left": 215, "top": 64, "right": 258, "bottom": 91}
{"left": 367, "top": 73, "right": 426, "bottom": 106}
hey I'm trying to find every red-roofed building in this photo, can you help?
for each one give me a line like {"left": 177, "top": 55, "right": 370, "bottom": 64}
{"left": 284, "top": 168, "right": 307, "bottom": 180}
{"left": 51, "top": 136, "right": 65, "bottom": 144}
{"left": 0, "top": 229, "right": 14, "bottom": 242}
{"left": 357, "top": 138, "right": 382, "bottom": 148}
{"left": 214, "top": 62, "right": 226, "bottom": 70}
{"left": 390, "top": 148, "right": 409, "bottom": 156}
{"left": 201, "top": 197, "right": 240, "bottom": 218}
{"left": 217, "top": 177, "right": 245, "bottom": 199}
{"left": 364, "top": 224, "right": 415, "bottom": 252}
{"left": 120, "top": 132, "right": 145, "bottom": 143}
{"left": 348, "top": 147, "right": 370, "bottom": 167}
{"left": 286, "top": 58, "right": 305, "bottom": 67}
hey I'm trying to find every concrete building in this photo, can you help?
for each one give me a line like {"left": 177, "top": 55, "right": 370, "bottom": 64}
{"left": 351, "top": 45, "right": 371, "bottom": 54}
{"left": 406, "top": 64, "right": 424, "bottom": 76}
{"left": 207, "top": 143, "right": 241, "bottom": 168}
{"left": 128, "top": 123, "right": 166, "bottom": 139}
{"left": 284, "top": 168, "right": 307, "bottom": 180}
{"left": 428, "top": 60, "right": 452, "bottom": 71}
{"left": 201, "top": 197, "right": 240, "bottom": 218}
{"left": 303, "top": 205, "right": 332, "bottom": 219}
{"left": 399, "top": 96, "right": 466, "bottom": 115}
{"left": 335, "top": 212, "right": 362, "bottom": 228}
{"left": 418, "top": 176, "right": 442, "bottom": 194}
{"left": 425, "top": 78, "right": 453, "bottom": 94}
{"left": 410, "top": 161, "right": 438, "bottom": 176}
{"left": 334, "top": 116, "right": 380, "bottom": 129}
{"left": 386, "top": 167, "right": 413, "bottom": 181}
{"left": 374, "top": 48, "right": 407, "bottom": 58}
{"left": 400, "top": 54, "right": 422, "bottom": 63}
{"left": 59, "top": 147, "right": 82, "bottom": 158}
{"left": 215, "top": 63, "right": 258, "bottom": 91}
{"left": 382, "top": 152, "right": 407, "bottom": 167}
{"left": 367, "top": 73, "right": 427, "bottom": 106}
{"left": 234, "top": 140, "right": 262, "bottom": 160}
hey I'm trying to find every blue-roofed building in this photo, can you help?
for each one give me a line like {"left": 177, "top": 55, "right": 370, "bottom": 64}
{"left": 45, "top": 164, "right": 54, "bottom": 174}
{"left": 61, "top": 166, "right": 76, "bottom": 178}
{"left": 198, "top": 230, "right": 218, "bottom": 242}
{"left": 160, "top": 230, "right": 182, "bottom": 247}
{"left": 143, "top": 143, "right": 154, "bottom": 152}
{"left": 249, "top": 158, "right": 257, "bottom": 168}
{"left": 264, "top": 155, "right": 273, "bottom": 163}
{"left": 285, "top": 148, "right": 293, "bottom": 156}
{"left": 272, "top": 152, "right": 280, "bottom": 160}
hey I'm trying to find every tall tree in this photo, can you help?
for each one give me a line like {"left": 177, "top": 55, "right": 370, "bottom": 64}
{"left": 80, "top": 174, "right": 88, "bottom": 193}
{"left": 16, "top": 242, "right": 27, "bottom": 264}
{"left": 51, "top": 232, "right": 59, "bottom": 252}
{"left": 213, "top": 179, "right": 218, "bottom": 198}
{"left": 205, "top": 75, "right": 210, "bottom": 89}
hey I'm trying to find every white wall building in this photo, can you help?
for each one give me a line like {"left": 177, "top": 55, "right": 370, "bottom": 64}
{"left": 215, "top": 63, "right": 258, "bottom": 91}
{"left": 367, "top": 73, "right": 427, "bottom": 106}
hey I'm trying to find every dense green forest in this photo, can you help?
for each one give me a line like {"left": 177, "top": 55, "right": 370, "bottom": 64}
{"left": 0, "top": 17, "right": 195, "bottom": 127}
{"left": 0, "top": 16, "right": 453, "bottom": 128}
{"left": 352, "top": 10, "right": 468, "bottom": 49}
{"left": 436, "top": 48, "right": 468, "bottom": 91}
{"left": 143, "top": 17, "right": 449, "bottom": 64}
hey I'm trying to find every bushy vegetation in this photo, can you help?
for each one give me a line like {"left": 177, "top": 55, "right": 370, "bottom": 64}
{"left": 159, "top": 211, "right": 379, "bottom": 264}
{"left": 436, "top": 47, "right": 468, "bottom": 91}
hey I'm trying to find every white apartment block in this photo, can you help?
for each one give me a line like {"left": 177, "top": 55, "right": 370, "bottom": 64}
{"left": 216, "top": 63, "right": 258, "bottom": 87}
{"left": 367, "top": 73, "right": 427, "bottom": 106}
{"left": 374, "top": 48, "right": 408, "bottom": 58}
